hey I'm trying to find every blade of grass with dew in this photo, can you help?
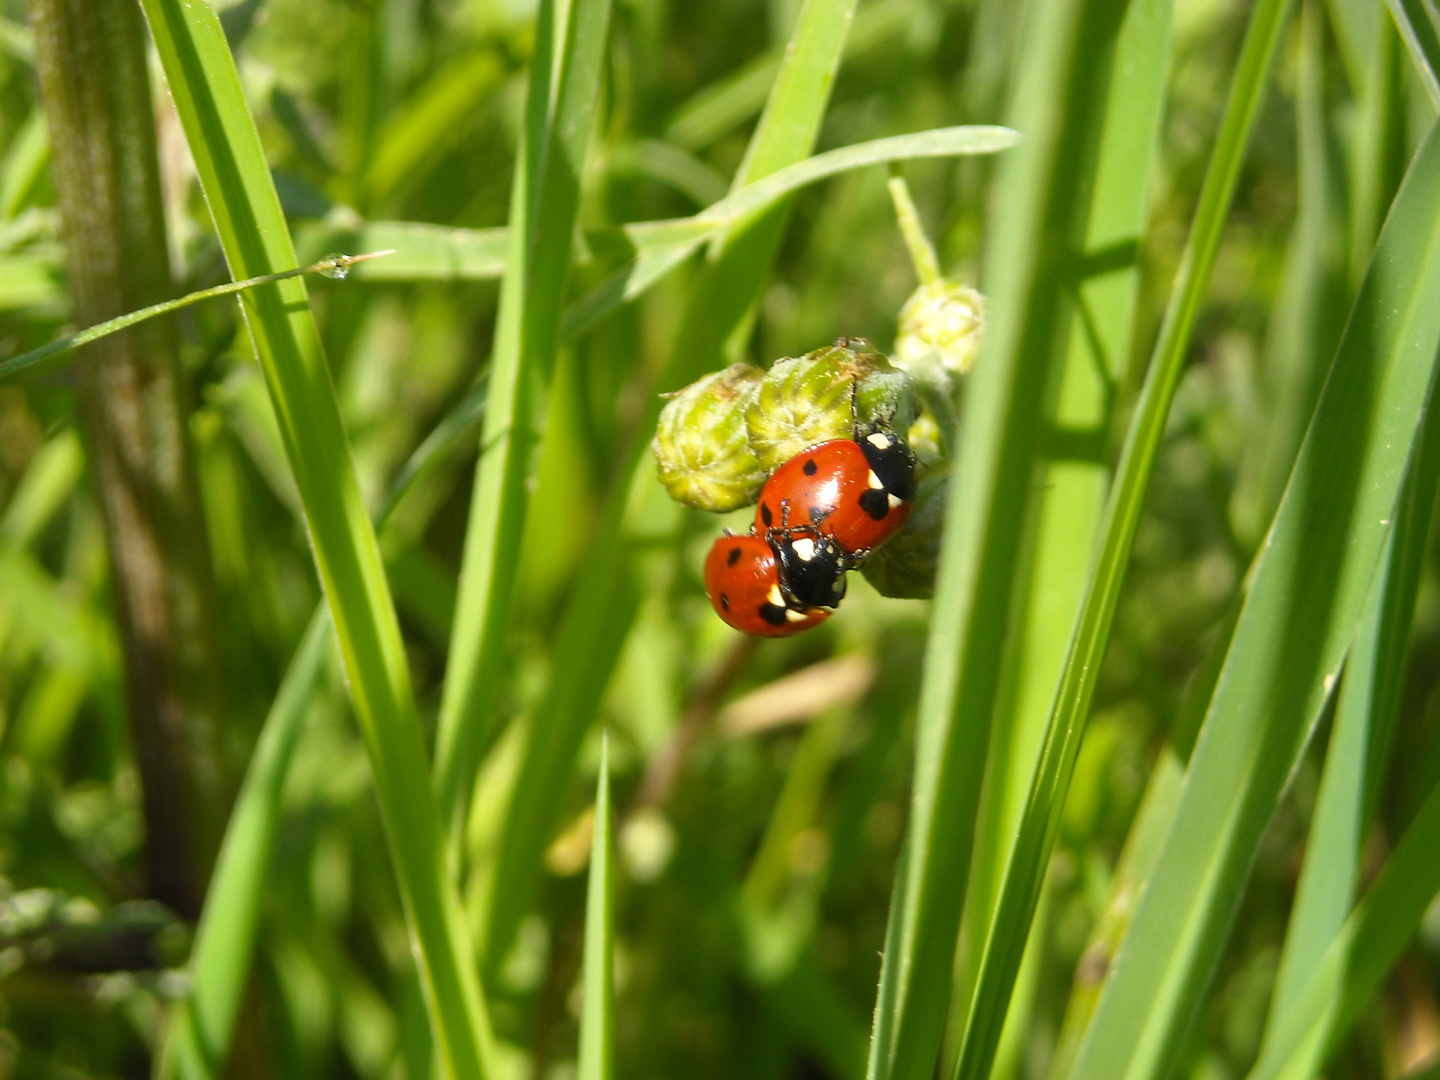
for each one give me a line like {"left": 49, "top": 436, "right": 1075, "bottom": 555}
{"left": 864, "top": 1, "right": 1143, "bottom": 1077}
{"left": 1257, "top": 297, "right": 1440, "bottom": 1050}
{"left": 160, "top": 609, "right": 330, "bottom": 1080}
{"left": 433, "top": 0, "right": 613, "bottom": 838}
{"left": 944, "top": 0, "right": 1173, "bottom": 1072}
{"left": 577, "top": 735, "right": 613, "bottom": 1080}
{"left": 1385, "top": 0, "right": 1440, "bottom": 106}
{"left": 473, "top": 0, "right": 863, "bottom": 976}
{"left": 1247, "top": 773, "right": 1440, "bottom": 1080}
{"left": 1067, "top": 115, "right": 1440, "bottom": 1080}
{"left": 0, "top": 252, "right": 392, "bottom": 381}
{"left": 134, "top": 2, "right": 496, "bottom": 1074}
{"left": 155, "top": 373, "right": 490, "bottom": 1080}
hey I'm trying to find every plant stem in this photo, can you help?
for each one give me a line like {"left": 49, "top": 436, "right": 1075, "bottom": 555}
{"left": 29, "top": 0, "right": 227, "bottom": 919}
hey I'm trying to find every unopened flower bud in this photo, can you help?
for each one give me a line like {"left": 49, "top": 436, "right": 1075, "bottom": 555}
{"left": 746, "top": 338, "right": 914, "bottom": 473}
{"left": 653, "top": 363, "right": 767, "bottom": 511}
{"left": 894, "top": 280, "right": 984, "bottom": 378}
{"left": 859, "top": 462, "right": 948, "bottom": 599}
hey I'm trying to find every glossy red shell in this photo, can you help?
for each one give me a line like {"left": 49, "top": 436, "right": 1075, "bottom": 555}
{"left": 754, "top": 439, "right": 912, "bottom": 554}
{"left": 704, "top": 534, "right": 830, "bottom": 637}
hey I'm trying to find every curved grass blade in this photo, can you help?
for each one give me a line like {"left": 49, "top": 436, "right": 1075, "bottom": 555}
{"left": 156, "top": 376, "right": 489, "bottom": 1080}
{"left": 1067, "top": 115, "right": 1440, "bottom": 1080}
{"left": 577, "top": 735, "right": 614, "bottom": 1080}
{"left": 433, "top": 0, "right": 614, "bottom": 837}
{"left": 135, "top": 2, "right": 496, "bottom": 1073}
{"left": 0, "top": 252, "right": 392, "bottom": 382}
{"left": 562, "top": 125, "right": 1017, "bottom": 338}
{"left": 160, "top": 610, "right": 331, "bottom": 1080}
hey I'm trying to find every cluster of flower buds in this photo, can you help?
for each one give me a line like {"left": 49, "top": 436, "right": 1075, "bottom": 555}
{"left": 654, "top": 339, "right": 956, "bottom": 630}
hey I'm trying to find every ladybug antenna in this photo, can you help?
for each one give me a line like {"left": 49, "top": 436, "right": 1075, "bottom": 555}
{"left": 779, "top": 497, "right": 792, "bottom": 530}
{"left": 849, "top": 378, "right": 859, "bottom": 435}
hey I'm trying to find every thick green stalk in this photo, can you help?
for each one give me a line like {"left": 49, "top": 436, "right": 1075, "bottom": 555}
{"left": 29, "top": 0, "right": 226, "bottom": 920}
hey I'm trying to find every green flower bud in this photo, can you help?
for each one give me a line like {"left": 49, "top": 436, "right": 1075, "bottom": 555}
{"left": 745, "top": 338, "right": 915, "bottom": 473}
{"left": 859, "top": 462, "right": 948, "bottom": 599}
{"left": 894, "top": 279, "right": 985, "bottom": 379}
{"left": 652, "top": 363, "right": 768, "bottom": 512}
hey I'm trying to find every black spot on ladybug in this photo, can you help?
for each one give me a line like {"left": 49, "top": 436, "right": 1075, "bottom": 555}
{"left": 803, "top": 458, "right": 818, "bottom": 476}
{"left": 720, "top": 594, "right": 730, "bottom": 611}
{"left": 728, "top": 546, "right": 742, "bottom": 566}
{"left": 760, "top": 503, "right": 773, "bottom": 527}
{"left": 859, "top": 489, "right": 890, "bottom": 521}
{"left": 759, "top": 603, "right": 787, "bottom": 627}
{"left": 809, "top": 503, "right": 833, "bottom": 525}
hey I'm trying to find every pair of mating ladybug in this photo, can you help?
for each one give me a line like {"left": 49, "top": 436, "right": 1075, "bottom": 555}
{"left": 704, "top": 424, "right": 917, "bottom": 636}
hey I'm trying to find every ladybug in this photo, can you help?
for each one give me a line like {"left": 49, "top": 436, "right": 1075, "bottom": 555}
{"left": 704, "top": 529, "right": 847, "bottom": 637}
{"left": 754, "top": 428, "right": 917, "bottom": 556}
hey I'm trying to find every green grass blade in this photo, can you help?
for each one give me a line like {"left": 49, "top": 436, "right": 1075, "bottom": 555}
{"left": 945, "top": 0, "right": 1172, "bottom": 1069}
{"left": 162, "top": 609, "right": 330, "bottom": 1080}
{"left": 473, "top": 0, "right": 861, "bottom": 979}
{"left": 1385, "top": 0, "right": 1440, "bottom": 106}
{"left": 1246, "top": 773, "right": 1440, "bottom": 1080}
{"left": 577, "top": 735, "right": 614, "bottom": 1080}
{"left": 1067, "top": 116, "right": 1440, "bottom": 1080}
{"left": 864, "top": 0, "right": 1143, "bottom": 1075}
{"left": 433, "top": 0, "right": 614, "bottom": 837}
{"left": 135, "top": 3, "right": 496, "bottom": 1074}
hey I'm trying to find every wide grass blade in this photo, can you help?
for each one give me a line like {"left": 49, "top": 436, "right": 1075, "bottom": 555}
{"left": 433, "top": 0, "right": 613, "bottom": 836}
{"left": 1067, "top": 116, "right": 1440, "bottom": 1080}
{"left": 473, "top": 0, "right": 862, "bottom": 977}
{"left": 945, "top": 0, "right": 1172, "bottom": 1071}
{"left": 864, "top": 0, "right": 1144, "bottom": 1076}
{"left": 577, "top": 735, "right": 614, "bottom": 1080}
{"left": 135, "top": 2, "right": 496, "bottom": 1074}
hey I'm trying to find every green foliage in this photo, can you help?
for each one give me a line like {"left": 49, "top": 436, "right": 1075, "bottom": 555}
{"left": 5, "top": 0, "right": 1440, "bottom": 1078}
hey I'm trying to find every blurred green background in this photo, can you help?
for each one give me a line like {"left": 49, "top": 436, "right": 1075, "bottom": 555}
{"left": 0, "top": 0, "right": 1438, "bottom": 1077}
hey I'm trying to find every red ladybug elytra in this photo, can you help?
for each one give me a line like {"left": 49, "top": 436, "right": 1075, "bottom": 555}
{"left": 754, "top": 428, "right": 917, "bottom": 556}
{"left": 704, "top": 530, "right": 846, "bottom": 637}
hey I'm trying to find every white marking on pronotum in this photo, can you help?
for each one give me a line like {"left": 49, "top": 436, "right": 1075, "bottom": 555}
{"left": 767, "top": 585, "right": 784, "bottom": 607}
{"left": 866, "top": 432, "right": 892, "bottom": 449}
{"left": 792, "top": 537, "right": 817, "bottom": 561}
{"left": 785, "top": 608, "right": 809, "bottom": 622}
{"left": 868, "top": 470, "right": 884, "bottom": 489}
{"left": 887, "top": 493, "right": 902, "bottom": 508}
